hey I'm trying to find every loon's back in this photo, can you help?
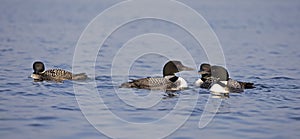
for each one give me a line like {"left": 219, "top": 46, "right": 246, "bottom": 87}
{"left": 209, "top": 78, "right": 255, "bottom": 93}
{"left": 121, "top": 77, "right": 173, "bottom": 90}
{"left": 32, "top": 69, "right": 87, "bottom": 82}
{"left": 44, "top": 69, "right": 73, "bottom": 80}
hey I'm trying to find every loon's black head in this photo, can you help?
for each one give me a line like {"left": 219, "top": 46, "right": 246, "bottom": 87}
{"left": 198, "top": 63, "right": 229, "bottom": 81}
{"left": 163, "top": 61, "right": 194, "bottom": 77}
{"left": 33, "top": 61, "right": 45, "bottom": 74}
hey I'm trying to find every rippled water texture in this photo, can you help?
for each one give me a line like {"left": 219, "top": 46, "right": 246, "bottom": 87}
{"left": 1, "top": 0, "right": 300, "bottom": 139}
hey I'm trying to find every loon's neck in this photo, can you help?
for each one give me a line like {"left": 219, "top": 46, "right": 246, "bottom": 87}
{"left": 163, "top": 73, "right": 175, "bottom": 77}
{"left": 168, "top": 76, "right": 179, "bottom": 82}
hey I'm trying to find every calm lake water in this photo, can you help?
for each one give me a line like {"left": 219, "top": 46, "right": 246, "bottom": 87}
{"left": 1, "top": 0, "right": 300, "bottom": 139}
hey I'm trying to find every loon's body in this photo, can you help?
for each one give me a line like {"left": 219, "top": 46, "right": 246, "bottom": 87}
{"left": 121, "top": 61, "right": 193, "bottom": 91}
{"left": 195, "top": 63, "right": 254, "bottom": 93}
{"left": 31, "top": 61, "right": 87, "bottom": 82}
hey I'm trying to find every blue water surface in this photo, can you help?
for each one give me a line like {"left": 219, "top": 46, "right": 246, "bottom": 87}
{"left": 0, "top": 0, "right": 300, "bottom": 139}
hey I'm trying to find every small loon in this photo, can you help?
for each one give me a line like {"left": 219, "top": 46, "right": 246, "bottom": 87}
{"left": 195, "top": 63, "right": 255, "bottom": 93}
{"left": 121, "top": 60, "right": 194, "bottom": 91}
{"left": 31, "top": 61, "right": 87, "bottom": 82}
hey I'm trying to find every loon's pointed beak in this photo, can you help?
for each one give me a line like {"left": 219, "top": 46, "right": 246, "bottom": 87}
{"left": 198, "top": 70, "right": 209, "bottom": 74}
{"left": 179, "top": 66, "right": 194, "bottom": 71}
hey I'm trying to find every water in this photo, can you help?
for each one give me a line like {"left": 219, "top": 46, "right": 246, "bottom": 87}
{"left": 1, "top": 0, "right": 300, "bottom": 139}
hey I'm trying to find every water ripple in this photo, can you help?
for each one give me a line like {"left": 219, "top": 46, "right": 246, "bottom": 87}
{"left": 0, "top": 89, "right": 12, "bottom": 92}
{"left": 6, "top": 82, "right": 20, "bottom": 86}
{"left": 270, "top": 76, "right": 296, "bottom": 80}
{"left": 27, "top": 123, "right": 46, "bottom": 127}
{"left": 289, "top": 116, "right": 300, "bottom": 121}
{"left": 51, "top": 106, "right": 80, "bottom": 111}
{"left": 33, "top": 116, "right": 58, "bottom": 120}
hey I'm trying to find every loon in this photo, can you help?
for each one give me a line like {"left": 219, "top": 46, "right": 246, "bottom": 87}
{"left": 195, "top": 63, "right": 255, "bottom": 93}
{"left": 31, "top": 61, "right": 87, "bottom": 82}
{"left": 121, "top": 60, "right": 194, "bottom": 91}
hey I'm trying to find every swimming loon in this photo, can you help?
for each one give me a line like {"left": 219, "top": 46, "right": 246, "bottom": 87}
{"left": 121, "top": 60, "right": 194, "bottom": 91}
{"left": 195, "top": 63, "right": 255, "bottom": 93}
{"left": 31, "top": 61, "right": 87, "bottom": 82}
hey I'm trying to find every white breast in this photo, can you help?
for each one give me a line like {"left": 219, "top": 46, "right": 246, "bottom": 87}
{"left": 176, "top": 77, "right": 188, "bottom": 89}
{"left": 209, "top": 81, "right": 229, "bottom": 93}
{"left": 195, "top": 78, "right": 204, "bottom": 86}
{"left": 164, "top": 76, "right": 188, "bottom": 90}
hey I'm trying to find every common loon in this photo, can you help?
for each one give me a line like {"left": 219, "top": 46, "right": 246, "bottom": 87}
{"left": 121, "top": 60, "right": 194, "bottom": 91}
{"left": 31, "top": 61, "right": 87, "bottom": 82}
{"left": 195, "top": 63, "right": 255, "bottom": 93}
